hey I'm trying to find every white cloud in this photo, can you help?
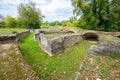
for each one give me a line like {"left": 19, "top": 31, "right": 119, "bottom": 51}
{"left": 32, "top": 0, "right": 48, "bottom": 4}
{"left": 0, "top": 0, "right": 27, "bottom": 5}
{"left": 37, "top": 0, "right": 73, "bottom": 22}
{"left": 0, "top": 0, "right": 73, "bottom": 22}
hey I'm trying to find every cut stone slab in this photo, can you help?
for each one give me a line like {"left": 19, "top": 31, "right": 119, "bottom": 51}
{"left": 88, "top": 42, "right": 120, "bottom": 55}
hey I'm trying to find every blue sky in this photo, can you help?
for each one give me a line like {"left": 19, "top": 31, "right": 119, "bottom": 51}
{"left": 0, "top": 0, "right": 74, "bottom": 22}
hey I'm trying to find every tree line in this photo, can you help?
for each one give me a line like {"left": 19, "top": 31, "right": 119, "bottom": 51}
{"left": 0, "top": 1, "right": 42, "bottom": 29}
{"left": 0, "top": 0, "right": 119, "bottom": 31}
{"left": 43, "top": 19, "right": 78, "bottom": 28}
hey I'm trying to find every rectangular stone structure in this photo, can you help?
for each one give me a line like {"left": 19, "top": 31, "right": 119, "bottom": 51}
{"left": 39, "top": 33, "right": 83, "bottom": 56}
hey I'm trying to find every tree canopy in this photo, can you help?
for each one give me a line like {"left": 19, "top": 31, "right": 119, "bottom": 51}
{"left": 5, "top": 16, "right": 16, "bottom": 28}
{"left": 18, "top": 1, "right": 42, "bottom": 29}
{"left": 72, "top": 0, "right": 120, "bottom": 31}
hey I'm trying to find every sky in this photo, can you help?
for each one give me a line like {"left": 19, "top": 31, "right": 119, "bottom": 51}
{"left": 0, "top": 0, "right": 74, "bottom": 22}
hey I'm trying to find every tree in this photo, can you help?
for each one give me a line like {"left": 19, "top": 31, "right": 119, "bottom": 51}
{"left": 107, "top": 0, "right": 120, "bottom": 31}
{"left": 18, "top": 1, "right": 42, "bottom": 29}
{"left": 71, "top": 20, "right": 78, "bottom": 27}
{"left": 71, "top": 0, "right": 120, "bottom": 31}
{"left": 0, "top": 22, "right": 5, "bottom": 28}
{"left": 0, "top": 15, "right": 5, "bottom": 28}
{"left": 55, "top": 21, "right": 58, "bottom": 26}
{"left": 0, "top": 15, "right": 4, "bottom": 22}
{"left": 16, "top": 17, "right": 23, "bottom": 28}
{"left": 5, "top": 16, "right": 17, "bottom": 28}
{"left": 62, "top": 21, "right": 67, "bottom": 27}
{"left": 45, "top": 21, "right": 49, "bottom": 27}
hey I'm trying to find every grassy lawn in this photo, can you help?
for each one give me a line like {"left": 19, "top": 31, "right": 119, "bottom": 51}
{"left": 19, "top": 33, "right": 96, "bottom": 80}
{"left": 0, "top": 28, "right": 26, "bottom": 34}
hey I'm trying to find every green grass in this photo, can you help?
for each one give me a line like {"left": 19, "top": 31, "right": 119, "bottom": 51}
{"left": 19, "top": 33, "right": 96, "bottom": 80}
{"left": 43, "top": 34, "right": 62, "bottom": 39}
{"left": 0, "top": 28, "right": 26, "bottom": 34}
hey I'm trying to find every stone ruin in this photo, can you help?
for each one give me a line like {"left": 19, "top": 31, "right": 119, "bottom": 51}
{"left": 0, "top": 28, "right": 120, "bottom": 80}
{"left": 0, "top": 30, "right": 30, "bottom": 44}
{"left": 34, "top": 29, "right": 101, "bottom": 56}
{"left": 88, "top": 42, "right": 120, "bottom": 55}
{"left": 0, "top": 30, "right": 40, "bottom": 80}
{"left": 34, "top": 28, "right": 82, "bottom": 56}
{"left": 40, "top": 33, "right": 83, "bottom": 56}
{"left": 34, "top": 28, "right": 120, "bottom": 57}
{"left": 87, "top": 31, "right": 120, "bottom": 55}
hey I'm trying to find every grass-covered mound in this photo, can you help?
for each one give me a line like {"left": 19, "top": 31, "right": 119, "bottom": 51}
{"left": 19, "top": 33, "right": 96, "bottom": 80}
{"left": 77, "top": 54, "right": 120, "bottom": 80}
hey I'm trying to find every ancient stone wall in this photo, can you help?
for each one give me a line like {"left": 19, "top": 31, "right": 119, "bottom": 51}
{"left": 17, "top": 30, "right": 30, "bottom": 41}
{"left": 39, "top": 33, "right": 83, "bottom": 56}
{"left": 34, "top": 28, "right": 77, "bottom": 42}
{"left": 88, "top": 42, "right": 120, "bottom": 55}
{"left": 0, "top": 30, "right": 30, "bottom": 44}
{"left": 0, "top": 34, "right": 17, "bottom": 44}
{"left": 62, "top": 34, "right": 83, "bottom": 48}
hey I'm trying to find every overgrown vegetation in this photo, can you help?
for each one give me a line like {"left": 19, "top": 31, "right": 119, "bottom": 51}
{"left": 0, "top": 1, "right": 43, "bottom": 29}
{"left": 72, "top": 0, "right": 120, "bottom": 31}
{"left": 19, "top": 33, "right": 96, "bottom": 80}
{"left": 18, "top": 1, "right": 43, "bottom": 29}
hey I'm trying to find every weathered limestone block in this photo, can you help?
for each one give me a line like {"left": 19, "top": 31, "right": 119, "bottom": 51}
{"left": 40, "top": 35, "right": 63, "bottom": 56}
{"left": 40, "top": 35, "right": 51, "bottom": 55}
{"left": 39, "top": 33, "right": 83, "bottom": 56}
{"left": 17, "top": 30, "right": 30, "bottom": 41}
{"left": 110, "top": 32, "right": 120, "bottom": 37}
{"left": 88, "top": 45, "right": 97, "bottom": 54}
{"left": 88, "top": 42, "right": 120, "bottom": 55}
{"left": 34, "top": 29, "right": 40, "bottom": 41}
{"left": 0, "top": 34, "right": 17, "bottom": 44}
{"left": 49, "top": 38, "right": 63, "bottom": 55}
{"left": 0, "top": 30, "right": 30, "bottom": 44}
{"left": 62, "top": 34, "right": 83, "bottom": 48}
